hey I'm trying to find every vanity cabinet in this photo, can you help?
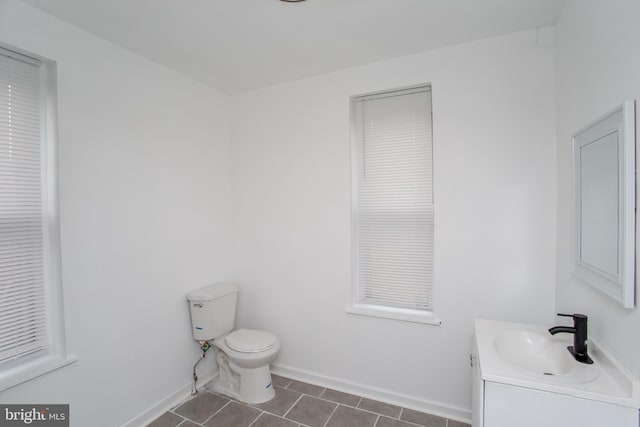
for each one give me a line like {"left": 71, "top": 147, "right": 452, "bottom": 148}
{"left": 473, "top": 319, "right": 640, "bottom": 427}
{"left": 472, "top": 372, "right": 638, "bottom": 427}
{"left": 471, "top": 347, "right": 483, "bottom": 426}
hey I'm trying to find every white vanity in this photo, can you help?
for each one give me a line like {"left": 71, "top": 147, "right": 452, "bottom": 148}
{"left": 472, "top": 319, "right": 640, "bottom": 427}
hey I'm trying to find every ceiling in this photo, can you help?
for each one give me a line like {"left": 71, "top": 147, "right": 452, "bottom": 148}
{"left": 20, "top": 0, "right": 566, "bottom": 94}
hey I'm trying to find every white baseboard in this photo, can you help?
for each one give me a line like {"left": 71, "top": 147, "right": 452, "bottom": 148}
{"left": 271, "top": 363, "right": 471, "bottom": 424}
{"left": 120, "top": 371, "right": 217, "bottom": 427}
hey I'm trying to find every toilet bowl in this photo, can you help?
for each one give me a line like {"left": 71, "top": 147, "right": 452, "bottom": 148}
{"left": 212, "top": 329, "right": 280, "bottom": 403}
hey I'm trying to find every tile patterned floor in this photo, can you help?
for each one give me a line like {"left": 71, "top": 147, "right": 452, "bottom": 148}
{"left": 147, "top": 375, "right": 470, "bottom": 427}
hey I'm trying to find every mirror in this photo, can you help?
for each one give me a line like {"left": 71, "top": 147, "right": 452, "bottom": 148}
{"left": 572, "top": 101, "right": 636, "bottom": 308}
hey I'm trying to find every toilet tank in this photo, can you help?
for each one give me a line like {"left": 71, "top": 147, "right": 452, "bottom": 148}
{"left": 187, "top": 282, "right": 238, "bottom": 341}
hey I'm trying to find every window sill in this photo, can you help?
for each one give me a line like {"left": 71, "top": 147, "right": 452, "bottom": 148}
{"left": 346, "top": 304, "right": 442, "bottom": 325}
{"left": 0, "top": 353, "right": 77, "bottom": 393}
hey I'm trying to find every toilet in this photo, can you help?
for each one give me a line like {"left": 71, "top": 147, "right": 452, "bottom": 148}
{"left": 187, "top": 282, "right": 280, "bottom": 404}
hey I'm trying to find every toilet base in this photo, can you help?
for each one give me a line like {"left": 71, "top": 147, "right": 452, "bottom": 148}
{"left": 212, "top": 358, "right": 275, "bottom": 404}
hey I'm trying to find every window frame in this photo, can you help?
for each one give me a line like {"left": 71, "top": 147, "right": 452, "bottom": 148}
{"left": 347, "top": 84, "right": 440, "bottom": 326}
{"left": 0, "top": 45, "right": 75, "bottom": 392}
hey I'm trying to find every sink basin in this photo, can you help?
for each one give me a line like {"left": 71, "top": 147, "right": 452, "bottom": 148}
{"left": 494, "top": 329, "right": 573, "bottom": 374}
{"left": 475, "top": 319, "right": 640, "bottom": 407}
{"left": 492, "top": 328, "right": 598, "bottom": 383}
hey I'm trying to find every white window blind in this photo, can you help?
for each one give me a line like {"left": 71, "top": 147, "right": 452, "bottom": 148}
{"left": 0, "top": 49, "right": 49, "bottom": 365}
{"left": 352, "top": 86, "right": 434, "bottom": 311}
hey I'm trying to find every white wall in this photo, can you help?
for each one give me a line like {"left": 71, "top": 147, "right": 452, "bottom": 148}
{"left": 0, "top": 1, "right": 232, "bottom": 425}
{"left": 555, "top": 0, "right": 640, "bottom": 377}
{"left": 230, "top": 29, "right": 557, "bottom": 419}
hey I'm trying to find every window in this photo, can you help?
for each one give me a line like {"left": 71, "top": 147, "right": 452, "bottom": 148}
{"left": 348, "top": 85, "right": 439, "bottom": 325}
{"left": 0, "top": 46, "right": 72, "bottom": 391}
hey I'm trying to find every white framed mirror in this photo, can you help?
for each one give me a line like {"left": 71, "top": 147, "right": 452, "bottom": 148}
{"left": 572, "top": 101, "right": 636, "bottom": 308}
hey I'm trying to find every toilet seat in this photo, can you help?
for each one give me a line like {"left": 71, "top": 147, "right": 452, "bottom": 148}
{"left": 225, "top": 329, "right": 277, "bottom": 353}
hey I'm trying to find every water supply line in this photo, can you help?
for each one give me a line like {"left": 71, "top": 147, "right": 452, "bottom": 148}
{"left": 191, "top": 341, "right": 211, "bottom": 395}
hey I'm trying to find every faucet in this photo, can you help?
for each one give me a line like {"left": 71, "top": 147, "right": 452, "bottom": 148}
{"left": 548, "top": 313, "right": 593, "bottom": 364}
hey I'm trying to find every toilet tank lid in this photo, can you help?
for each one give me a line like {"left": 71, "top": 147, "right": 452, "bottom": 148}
{"left": 187, "top": 282, "right": 238, "bottom": 301}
